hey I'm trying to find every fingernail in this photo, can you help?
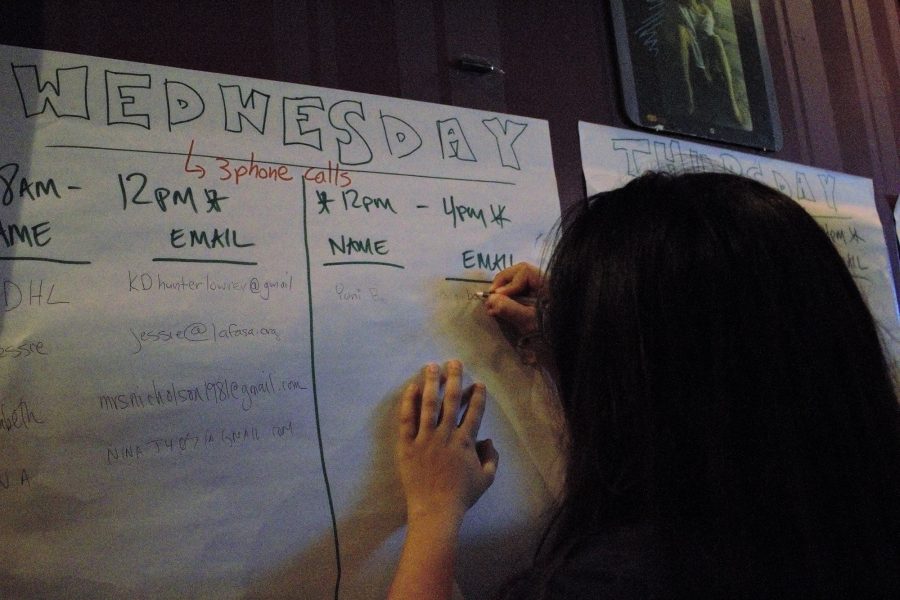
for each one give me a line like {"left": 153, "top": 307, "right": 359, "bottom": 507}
{"left": 427, "top": 363, "right": 439, "bottom": 375}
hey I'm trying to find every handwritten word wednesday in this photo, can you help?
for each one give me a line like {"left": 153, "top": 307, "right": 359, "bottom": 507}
{"left": 10, "top": 65, "right": 529, "bottom": 169}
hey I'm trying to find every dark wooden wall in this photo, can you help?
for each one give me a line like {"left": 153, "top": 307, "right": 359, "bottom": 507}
{"left": 2, "top": 0, "right": 898, "bottom": 262}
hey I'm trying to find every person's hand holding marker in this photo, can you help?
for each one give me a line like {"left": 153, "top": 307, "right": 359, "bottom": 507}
{"left": 480, "top": 262, "right": 543, "bottom": 336}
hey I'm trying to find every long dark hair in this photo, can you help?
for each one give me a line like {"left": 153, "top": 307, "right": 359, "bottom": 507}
{"left": 505, "top": 172, "right": 899, "bottom": 597}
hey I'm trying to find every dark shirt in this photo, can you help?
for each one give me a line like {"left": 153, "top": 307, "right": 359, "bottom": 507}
{"left": 543, "top": 525, "right": 665, "bottom": 599}
{"left": 503, "top": 521, "right": 900, "bottom": 599}
{"left": 498, "top": 525, "right": 666, "bottom": 600}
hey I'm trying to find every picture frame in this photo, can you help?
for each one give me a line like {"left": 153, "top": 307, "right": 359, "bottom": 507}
{"left": 610, "top": 0, "right": 782, "bottom": 151}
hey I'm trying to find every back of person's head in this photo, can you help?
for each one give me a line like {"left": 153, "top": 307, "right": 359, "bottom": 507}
{"left": 532, "top": 171, "right": 899, "bottom": 597}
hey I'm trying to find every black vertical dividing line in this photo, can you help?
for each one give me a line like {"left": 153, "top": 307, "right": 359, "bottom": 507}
{"left": 301, "top": 176, "right": 342, "bottom": 598}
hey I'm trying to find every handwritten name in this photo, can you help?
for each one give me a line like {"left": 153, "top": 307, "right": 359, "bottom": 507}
{"left": 0, "top": 399, "right": 45, "bottom": 433}
{"left": 3, "top": 279, "right": 69, "bottom": 312}
{"left": 334, "top": 283, "right": 386, "bottom": 304}
{"left": 0, "top": 468, "right": 31, "bottom": 491}
{"left": 0, "top": 339, "right": 48, "bottom": 360}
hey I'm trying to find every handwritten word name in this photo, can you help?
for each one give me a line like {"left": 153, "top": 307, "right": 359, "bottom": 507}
{"left": 0, "top": 218, "right": 51, "bottom": 249}
{"left": 328, "top": 234, "right": 389, "bottom": 257}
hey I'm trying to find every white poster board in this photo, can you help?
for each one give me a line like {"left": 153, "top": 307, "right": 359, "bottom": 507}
{"left": 894, "top": 197, "right": 900, "bottom": 263}
{"left": 579, "top": 121, "right": 900, "bottom": 375}
{"left": 0, "top": 45, "right": 563, "bottom": 599}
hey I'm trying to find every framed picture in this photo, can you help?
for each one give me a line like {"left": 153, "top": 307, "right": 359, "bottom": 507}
{"left": 610, "top": 0, "right": 782, "bottom": 150}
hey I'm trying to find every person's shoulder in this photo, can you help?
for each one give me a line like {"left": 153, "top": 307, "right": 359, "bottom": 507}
{"left": 544, "top": 524, "right": 667, "bottom": 600}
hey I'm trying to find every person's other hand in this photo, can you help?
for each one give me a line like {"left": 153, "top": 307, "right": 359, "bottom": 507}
{"left": 484, "top": 262, "right": 543, "bottom": 336}
{"left": 396, "top": 360, "right": 499, "bottom": 527}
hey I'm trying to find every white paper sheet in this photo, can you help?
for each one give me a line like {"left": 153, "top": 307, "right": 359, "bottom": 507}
{"left": 578, "top": 121, "right": 900, "bottom": 376}
{"left": 894, "top": 195, "right": 900, "bottom": 261}
{"left": 0, "top": 44, "right": 564, "bottom": 599}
